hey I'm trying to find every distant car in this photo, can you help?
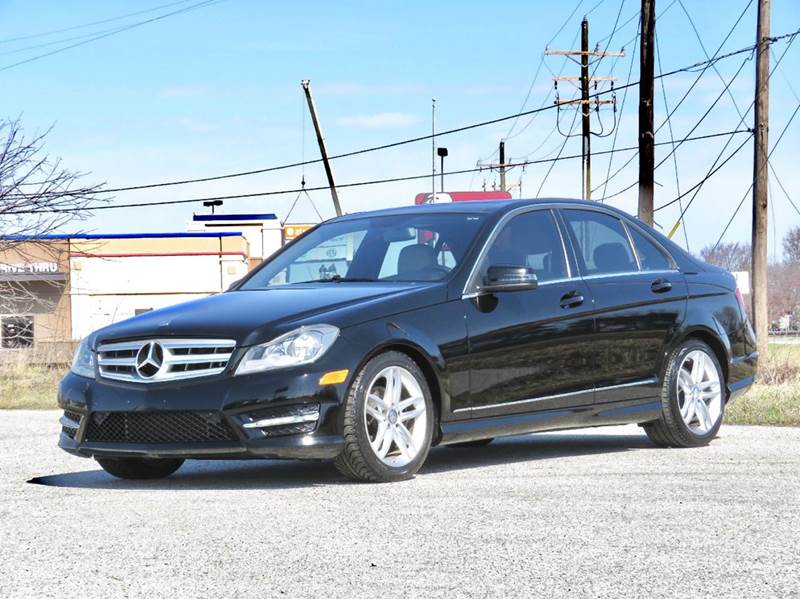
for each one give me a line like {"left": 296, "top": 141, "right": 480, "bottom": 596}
{"left": 59, "top": 199, "right": 758, "bottom": 483}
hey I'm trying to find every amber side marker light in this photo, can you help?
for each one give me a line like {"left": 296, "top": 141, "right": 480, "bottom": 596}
{"left": 319, "top": 369, "right": 349, "bottom": 385}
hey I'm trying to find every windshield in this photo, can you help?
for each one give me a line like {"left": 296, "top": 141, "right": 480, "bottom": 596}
{"left": 240, "top": 212, "right": 487, "bottom": 289}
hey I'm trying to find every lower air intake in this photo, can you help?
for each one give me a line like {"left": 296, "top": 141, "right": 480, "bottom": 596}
{"left": 85, "top": 411, "right": 237, "bottom": 444}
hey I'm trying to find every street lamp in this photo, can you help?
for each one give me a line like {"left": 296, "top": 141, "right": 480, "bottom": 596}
{"left": 203, "top": 200, "right": 223, "bottom": 214}
{"left": 436, "top": 147, "right": 448, "bottom": 193}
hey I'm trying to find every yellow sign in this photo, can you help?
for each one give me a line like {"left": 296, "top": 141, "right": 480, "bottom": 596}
{"left": 282, "top": 224, "right": 314, "bottom": 244}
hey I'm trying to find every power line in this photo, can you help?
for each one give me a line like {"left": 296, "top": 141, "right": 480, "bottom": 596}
{"left": 0, "top": 0, "right": 196, "bottom": 44}
{"left": 7, "top": 129, "right": 752, "bottom": 216}
{"left": 502, "top": 0, "right": 587, "bottom": 143}
{"left": 592, "top": 0, "right": 756, "bottom": 194}
{"left": 659, "top": 25, "right": 799, "bottom": 243}
{"left": 600, "top": 51, "right": 753, "bottom": 201}
{"left": 711, "top": 103, "right": 800, "bottom": 249}
{"left": 655, "top": 31, "right": 690, "bottom": 250}
{"left": 9, "top": 30, "right": 798, "bottom": 201}
{"left": 768, "top": 161, "right": 800, "bottom": 217}
{"left": 601, "top": 18, "right": 639, "bottom": 200}
{"left": 655, "top": 129, "right": 753, "bottom": 214}
{"left": 655, "top": 28, "right": 798, "bottom": 216}
{"left": 0, "top": 0, "right": 225, "bottom": 73}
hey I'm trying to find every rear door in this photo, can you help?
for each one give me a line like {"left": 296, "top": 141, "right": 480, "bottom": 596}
{"left": 559, "top": 208, "right": 687, "bottom": 403}
{"left": 463, "top": 207, "right": 595, "bottom": 417}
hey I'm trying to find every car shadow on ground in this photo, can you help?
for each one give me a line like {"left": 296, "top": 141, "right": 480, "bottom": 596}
{"left": 27, "top": 432, "right": 655, "bottom": 491}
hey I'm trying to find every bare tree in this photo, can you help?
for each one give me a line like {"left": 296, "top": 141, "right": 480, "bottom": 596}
{"left": 784, "top": 226, "right": 800, "bottom": 265}
{"left": 699, "top": 241, "right": 751, "bottom": 272}
{"left": 0, "top": 118, "right": 102, "bottom": 351}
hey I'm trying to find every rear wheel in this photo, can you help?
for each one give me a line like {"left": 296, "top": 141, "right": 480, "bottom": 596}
{"left": 334, "top": 351, "right": 434, "bottom": 482}
{"left": 96, "top": 457, "right": 184, "bottom": 480}
{"left": 644, "top": 339, "right": 725, "bottom": 448}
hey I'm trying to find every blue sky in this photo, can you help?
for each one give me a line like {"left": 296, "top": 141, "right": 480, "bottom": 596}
{"left": 2, "top": 0, "right": 798, "bottom": 257}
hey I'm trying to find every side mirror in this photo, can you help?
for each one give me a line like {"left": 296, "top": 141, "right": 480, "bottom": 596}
{"left": 482, "top": 265, "right": 538, "bottom": 293}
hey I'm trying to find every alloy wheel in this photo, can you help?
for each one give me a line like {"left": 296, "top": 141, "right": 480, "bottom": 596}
{"left": 676, "top": 349, "right": 722, "bottom": 434}
{"left": 364, "top": 365, "right": 428, "bottom": 467}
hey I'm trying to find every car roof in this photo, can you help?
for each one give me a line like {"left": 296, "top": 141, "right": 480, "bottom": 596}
{"left": 334, "top": 198, "right": 612, "bottom": 221}
{"left": 332, "top": 197, "right": 706, "bottom": 274}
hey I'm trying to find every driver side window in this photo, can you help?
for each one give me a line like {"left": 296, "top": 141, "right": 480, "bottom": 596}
{"left": 484, "top": 210, "right": 567, "bottom": 282}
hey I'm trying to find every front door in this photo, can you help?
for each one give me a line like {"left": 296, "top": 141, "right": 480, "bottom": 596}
{"left": 559, "top": 208, "right": 688, "bottom": 403}
{"left": 464, "top": 208, "right": 596, "bottom": 417}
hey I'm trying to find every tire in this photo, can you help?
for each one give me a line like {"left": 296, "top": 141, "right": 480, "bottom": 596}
{"left": 644, "top": 339, "right": 725, "bottom": 448}
{"left": 96, "top": 457, "right": 184, "bottom": 480}
{"left": 334, "top": 351, "right": 435, "bottom": 483}
{"left": 448, "top": 438, "right": 494, "bottom": 448}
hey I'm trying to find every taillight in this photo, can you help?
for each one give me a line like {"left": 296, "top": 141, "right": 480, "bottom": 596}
{"left": 735, "top": 287, "right": 749, "bottom": 319}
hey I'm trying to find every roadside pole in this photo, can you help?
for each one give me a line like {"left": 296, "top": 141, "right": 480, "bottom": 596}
{"left": 637, "top": 0, "right": 655, "bottom": 224}
{"left": 301, "top": 80, "right": 343, "bottom": 217}
{"left": 752, "top": 0, "right": 771, "bottom": 359}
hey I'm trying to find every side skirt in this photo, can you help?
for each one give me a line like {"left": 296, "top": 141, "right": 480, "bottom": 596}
{"left": 439, "top": 397, "right": 662, "bottom": 446}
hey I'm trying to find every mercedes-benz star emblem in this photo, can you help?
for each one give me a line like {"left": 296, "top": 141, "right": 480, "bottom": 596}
{"left": 135, "top": 341, "right": 164, "bottom": 378}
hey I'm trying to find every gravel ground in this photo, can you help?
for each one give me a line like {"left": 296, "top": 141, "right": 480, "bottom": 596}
{"left": 1, "top": 410, "right": 798, "bottom": 599}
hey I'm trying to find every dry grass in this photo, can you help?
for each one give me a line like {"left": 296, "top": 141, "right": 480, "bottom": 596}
{"left": 0, "top": 363, "right": 64, "bottom": 409}
{"left": 1, "top": 344, "right": 799, "bottom": 425}
{"left": 725, "top": 344, "right": 800, "bottom": 426}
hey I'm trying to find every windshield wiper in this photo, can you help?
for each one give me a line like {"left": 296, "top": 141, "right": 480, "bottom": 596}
{"left": 293, "top": 276, "right": 377, "bottom": 284}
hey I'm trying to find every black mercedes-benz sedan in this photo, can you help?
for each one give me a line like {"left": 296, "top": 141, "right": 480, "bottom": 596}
{"left": 58, "top": 199, "right": 758, "bottom": 482}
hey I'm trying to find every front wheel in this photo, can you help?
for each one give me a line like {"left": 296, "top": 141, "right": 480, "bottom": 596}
{"left": 96, "top": 457, "right": 184, "bottom": 480}
{"left": 644, "top": 339, "right": 725, "bottom": 448}
{"left": 334, "top": 351, "right": 434, "bottom": 483}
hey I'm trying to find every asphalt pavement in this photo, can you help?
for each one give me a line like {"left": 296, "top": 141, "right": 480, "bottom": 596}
{"left": 1, "top": 410, "right": 798, "bottom": 598}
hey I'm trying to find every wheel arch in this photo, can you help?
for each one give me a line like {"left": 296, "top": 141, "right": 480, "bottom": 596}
{"left": 354, "top": 340, "right": 445, "bottom": 444}
{"left": 668, "top": 326, "right": 730, "bottom": 392}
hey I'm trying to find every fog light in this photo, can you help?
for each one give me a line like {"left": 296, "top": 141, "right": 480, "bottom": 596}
{"left": 242, "top": 403, "right": 320, "bottom": 432}
{"left": 319, "top": 369, "right": 349, "bottom": 385}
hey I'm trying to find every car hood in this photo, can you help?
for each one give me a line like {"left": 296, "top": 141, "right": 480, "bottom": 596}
{"left": 92, "top": 282, "right": 447, "bottom": 347}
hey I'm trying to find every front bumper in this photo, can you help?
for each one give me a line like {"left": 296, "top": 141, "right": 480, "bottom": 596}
{"left": 57, "top": 367, "right": 348, "bottom": 460}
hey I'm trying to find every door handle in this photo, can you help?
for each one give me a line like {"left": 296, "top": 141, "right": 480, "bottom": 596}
{"left": 560, "top": 291, "right": 584, "bottom": 309}
{"left": 651, "top": 278, "right": 672, "bottom": 293}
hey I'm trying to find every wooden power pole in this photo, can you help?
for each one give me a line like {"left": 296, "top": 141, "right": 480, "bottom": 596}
{"left": 546, "top": 22, "right": 621, "bottom": 200}
{"left": 301, "top": 80, "right": 343, "bottom": 217}
{"left": 752, "top": 0, "right": 771, "bottom": 359}
{"left": 638, "top": 0, "right": 655, "bottom": 225}
{"left": 580, "top": 18, "right": 591, "bottom": 200}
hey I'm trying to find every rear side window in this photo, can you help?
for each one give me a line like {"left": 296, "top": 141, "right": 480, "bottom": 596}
{"left": 483, "top": 209, "right": 567, "bottom": 282}
{"left": 562, "top": 209, "right": 637, "bottom": 275}
{"left": 628, "top": 226, "right": 672, "bottom": 271}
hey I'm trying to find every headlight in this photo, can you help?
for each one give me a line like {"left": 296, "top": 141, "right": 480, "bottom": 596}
{"left": 70, "top": 338, "right": 95, "bottom": 379}
{"left": 235, "top": 325, "right": 339, "bottom": 376}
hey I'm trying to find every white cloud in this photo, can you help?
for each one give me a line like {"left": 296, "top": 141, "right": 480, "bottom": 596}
{"left": 335, "top": 112, "right": 420, "bottom": 129}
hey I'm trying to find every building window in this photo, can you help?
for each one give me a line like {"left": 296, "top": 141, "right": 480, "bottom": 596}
{"left": 1, "top": 316, "right": 34, "bottom": 348}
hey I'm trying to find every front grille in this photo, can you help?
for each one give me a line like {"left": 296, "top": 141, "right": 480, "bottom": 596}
{"left": 97, "top": 338, "right": 235, "bottom": 383}
{"left": 84, "top": 411, "right": 237, "bottom": 444}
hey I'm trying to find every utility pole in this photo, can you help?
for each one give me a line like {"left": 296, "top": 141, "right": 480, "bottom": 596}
{"left": 638, "top": 0, "right": 655, "bottom": 225}
{"left": 546, "top": 22, "right": 621, "bottom": 200}
{"left": 431, "top": 98, "right": 436, "bottom": 202}
{"left": 301, "top": 80, "right": 342, "bottom": 217}
{"left": 580, "top": 18, "right": 591, "bottom": 200}
{"left": 499, "top": 140, "right": 507, "bottom": 193}
{"left": 752, "top": 0, "right": 771, "bottom": 359}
